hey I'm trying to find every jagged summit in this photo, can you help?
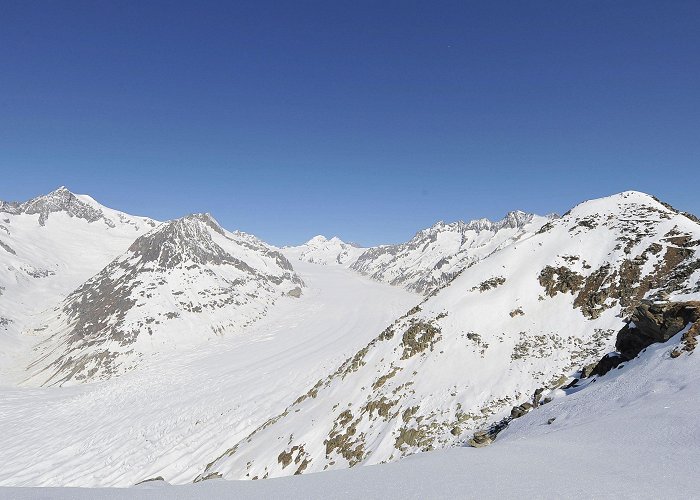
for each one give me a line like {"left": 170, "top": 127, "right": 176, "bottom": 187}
{"left": 0, "top": 186, "right": 156, "bottom": 229}
{"left": 128, "top": 214, "right": 234, "bottom": 268}
{"left": 425, "top": 210, "right": 535, "bottom": 235}
{"left": 0, "top": 186, "right": 105, "bottom": 226}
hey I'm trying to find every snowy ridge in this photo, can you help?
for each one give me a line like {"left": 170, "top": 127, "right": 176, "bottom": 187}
{"left": 24, "top": 213, "right": 304, "bottom": 386}
{"left": 350, "top": 210, "right": 549, "bottom": 294}
{"left": 200, "top": 191, "right": 700, "bottom": 480}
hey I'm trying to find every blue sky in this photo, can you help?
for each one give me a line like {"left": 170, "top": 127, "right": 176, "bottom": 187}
{"left": 1, "top": 1, "right": 698, "bottom": 246}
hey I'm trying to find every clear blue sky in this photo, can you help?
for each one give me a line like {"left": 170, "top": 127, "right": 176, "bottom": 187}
{"left": 1, "top": 1, "right": 698, "bottom": 246}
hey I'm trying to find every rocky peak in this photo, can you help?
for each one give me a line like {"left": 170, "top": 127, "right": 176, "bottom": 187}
{"left": 0, "top": 186, "right": 115, "bottom": 227}
{"left": 128, "top": 214, "right": 235, "bottom": 269}
{"left": 498, "top": 210, "right": 534, "bottom": 230}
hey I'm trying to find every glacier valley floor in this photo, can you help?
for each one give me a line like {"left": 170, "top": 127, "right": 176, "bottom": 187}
{"left": 0, "top": 261, "right": 417, "bottom": 488}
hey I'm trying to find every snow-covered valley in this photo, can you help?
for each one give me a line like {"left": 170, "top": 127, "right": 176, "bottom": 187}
{"left": 1, "top": 188, "right": 699, "bottom": 498}
{"left": 0, "top": 259, "right": 417, "bottom": 487}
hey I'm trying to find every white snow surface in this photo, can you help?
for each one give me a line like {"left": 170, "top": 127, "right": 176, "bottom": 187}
{"left": 2, "top": 332, "right": 698, "bottom": 499}
{"left": 0, "top": 260, "right": 417, "bottom": 487}
{"left": 283, "top": 235, "right": 365, "bottom": 266}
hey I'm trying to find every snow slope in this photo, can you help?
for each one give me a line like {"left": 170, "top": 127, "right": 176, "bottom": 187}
{"left": 283, "top": 235, "right": 365, "bottom": 266}
{"left": 23, "top": 213, "right": 305, "bottom": 386}
{"left": 201, "top": 191, "right": 700, "bottom": 480}
{"left": 0, "top": 261, "right": 417, "bottom": 487}
{"left": 0, "top": 187, "right": 158, "bottom": 383}
{"left": 351, "top": 211, "right": 550, "bottom": 294}
{"left": 2, "top": 331, "right": 698, "bottom": 499}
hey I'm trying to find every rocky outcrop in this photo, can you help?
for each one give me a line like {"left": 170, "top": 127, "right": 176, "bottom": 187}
{"left": 616, "top": 301, "right": 700, "bottom": 360}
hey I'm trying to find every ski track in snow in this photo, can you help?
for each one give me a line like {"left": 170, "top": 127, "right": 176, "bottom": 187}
{"left": 0, "top": 261, "right": 418, "bottom": 488}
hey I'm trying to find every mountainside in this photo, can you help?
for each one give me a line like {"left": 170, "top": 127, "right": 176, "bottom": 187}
{"left": 23, "top": 213, "right": 304, "bottom": 386}
{"left": 0, "top": 187, "right": 158, "bottom": 381}
{"left": 283, "top": 235, "right": 365, "bottom": 266}
{"left": 350, "top": 211, "right": 550, "bottom": 294}
{"left": 199, "top": 191, "right": 700, "bottom": 480}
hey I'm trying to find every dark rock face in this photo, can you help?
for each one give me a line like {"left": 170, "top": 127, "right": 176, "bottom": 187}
{"left": 615, "top": 301, "right": 700, "bottom": 360}
{"left": 590, "top": 353, "right": 626, "bottom": 377}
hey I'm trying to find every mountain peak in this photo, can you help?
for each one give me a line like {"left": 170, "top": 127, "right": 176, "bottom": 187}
{"left": 0, "top": 186, "right": 114, "bottom": 227}
{"left": 306, "top": 235, "right": 329, "bottom": 245}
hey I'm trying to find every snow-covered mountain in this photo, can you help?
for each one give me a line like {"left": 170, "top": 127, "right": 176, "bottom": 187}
{"left": 199, "top": 191, "right": 700, "bottom": 480}
{"left": 1, "top": 189, "right": 699, "bottom": 494}
{"left": 24, "top": 213, "right": 304, "bottom": 386}
{"left": 284, "top": 235, "right": 365, "bottom": 266}
{"left": 350, "top": 211, "right": 550, "bottom": 294}
{"left": 284, "top": 212, "right": 550, "bottom": 295}
{"left": 0, "top": 187, "right": 158, "bottom": 381}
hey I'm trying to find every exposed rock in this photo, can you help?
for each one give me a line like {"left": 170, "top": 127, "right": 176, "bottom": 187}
{"left": 467, "top": 430, "right": 493, "bottom": 448}
{"left": 590, "top": 353, "right": 626, "bottom": 377}
{"left": 509, "top": 307, "right": 525, "bottom": 317}
{"left": 0, "top": 240, "right": 16, "bottom": 255}
{"left": 580, "top": 362, "right": 597, "bottom": 378}
{"left": 1, "top": 186, "right": 116, "bottom": 227}
{"left": 471, "top": 276, "right": 506, "bottom": 293}
{"left": 135, "top": 476, "right": 165, "bottom": 485}
{"left": 538, "top": 266, "right": 583, "bottom": 297}
{"left": 510, "top": 402, "right": 533, "bottom": 419}
{"left": 400, "top": 321, "right": 441, "bottom": 359}
{"left": 533, "top": 388, "right": 545, "bottom": 407}
{"left": 467, "top": 418, "right": 510, "bottom": 448}
{"left": 615, "top": 301, "right": 700, "bottom": 360}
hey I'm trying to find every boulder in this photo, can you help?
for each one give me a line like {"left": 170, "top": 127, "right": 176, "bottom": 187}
{"left": 510, "top": 402, "right": 533, "bottom": 419}
{"left": 468, "top": 430, "right": 493, "bottom": 448}
{"left": 590, "top": 353, "right": 626, "bottom": 377}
